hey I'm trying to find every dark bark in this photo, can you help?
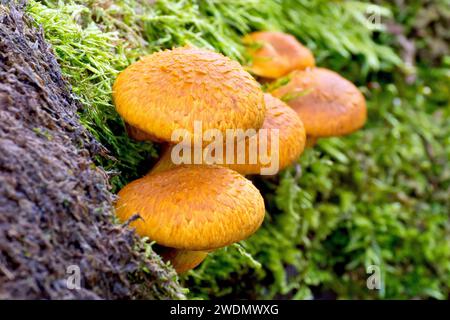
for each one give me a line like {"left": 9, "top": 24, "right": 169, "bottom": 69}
{"left": 0, "top": 3, "right": 184, "bottom": 299}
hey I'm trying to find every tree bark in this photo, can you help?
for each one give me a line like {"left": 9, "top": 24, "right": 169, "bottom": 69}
{"left": 0, "top": 3, "right": 184, "bottom": 299}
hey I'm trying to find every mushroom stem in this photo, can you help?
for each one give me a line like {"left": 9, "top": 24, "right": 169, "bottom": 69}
{"left": 125, "top": 123, "right": 164, "bottom": 142}
{"left": 149, "top": 148, "right": 175, "bottom": 174}
{"left": 158, "top": 247, "right": 208, "bottom": 274}
{"left": 305, "top": 136, "right": 318, "bottom": 148}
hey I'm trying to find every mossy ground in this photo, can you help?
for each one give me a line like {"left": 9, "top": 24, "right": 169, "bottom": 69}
{"left": 28, "top": 0, "right": 450, "bottom": 299}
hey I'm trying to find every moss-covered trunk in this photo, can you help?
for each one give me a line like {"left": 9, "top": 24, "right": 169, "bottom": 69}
{"left": 0, "top": 3, "right": 184, "bottom": 299}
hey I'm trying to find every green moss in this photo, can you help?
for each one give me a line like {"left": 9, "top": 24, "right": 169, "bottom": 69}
{"left": 27, "top": 0, "right": 158, "bottom": 191}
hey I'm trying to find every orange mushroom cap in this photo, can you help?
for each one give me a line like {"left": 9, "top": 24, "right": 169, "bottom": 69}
{"left": 150, "top": 94, "right": 306, "bottom": 175}
{"left": 115, "top": 165, "right": 265, "bottom": 251}
{"left": 113, "top": 46, "right": 265, "bottom": 144}
{"left": 271, "top": 68, "right": 367, "bottom": 137}
{"left": 243, "top": 31, "right": 315, "bottom": 79}
{"left": 225, "top": 93, "right": 306, "bottom": 175}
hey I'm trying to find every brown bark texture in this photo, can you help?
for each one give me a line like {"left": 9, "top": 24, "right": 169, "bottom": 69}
{"left": 0, "top": 3, "right": 184, "bottom": 299}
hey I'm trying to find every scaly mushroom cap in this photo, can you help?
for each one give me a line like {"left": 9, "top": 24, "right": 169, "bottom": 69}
{"left": 150, "top": 94, "right": 306, "bottom": 175}
{"left": 271, "top": 68, "right": 367, "bottom": 137}
{"left": 243, "top": 31, "right": 315, "bottom": 79}
{"left": 226, "top": 93, "right": 306, "bottom": 174}
{"left": 115, "top": 165, "right": 265, "bottom": 251}
{"left": 113, "top": 46, "right": 266, "bottom": 144}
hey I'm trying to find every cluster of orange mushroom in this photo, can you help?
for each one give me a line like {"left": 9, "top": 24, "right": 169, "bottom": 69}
{"left": 245, "top": 31, "right": 367, "bottom": 146}
{"left": 111, "top": 31, "right": 367, "bottom": 274}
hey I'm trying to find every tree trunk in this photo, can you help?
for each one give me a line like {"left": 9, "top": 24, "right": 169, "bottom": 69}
{"left": 0, "top": 3, "right": 184, "bottom": 299}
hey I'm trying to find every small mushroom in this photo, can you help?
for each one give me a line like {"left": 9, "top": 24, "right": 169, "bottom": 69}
{"left": 151, "top": 93, "right": 306, "bottom": 175}
{"left": 113, "top": 46, "right": 266, "bottom": 145}
{"left": 243, "top": 31, "right": 315, "bottom": 79}
{"left": 115, "top": 165, "right": 265, "bottom": 273}
{"left": 271, "top": 68, "right": 367, "bottom": 145}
